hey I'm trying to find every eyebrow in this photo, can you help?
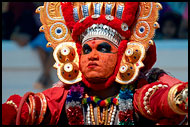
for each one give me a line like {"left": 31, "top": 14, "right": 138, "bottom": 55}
{"left": 97, "top": 42, "right": 118, "bottom": 54}
{"left": 98, "top": 42, "right": 111, "bottom": 49}
{"left": 83, "top": 44, "right": 91, "bottom": 49}
{"left": 82, "top": 42, "right": 118, "bottom": 54}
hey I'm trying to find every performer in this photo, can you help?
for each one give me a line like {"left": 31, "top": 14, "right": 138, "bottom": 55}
{"left": 2, "top": 2, "right": 188, "bottom": 125}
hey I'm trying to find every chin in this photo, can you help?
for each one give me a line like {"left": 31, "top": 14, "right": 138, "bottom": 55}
{"left": 86, "top": 77, "right": 108, "bottom": 84}
{"left": 85, "top": 71, "right": 102, "bottom": 78}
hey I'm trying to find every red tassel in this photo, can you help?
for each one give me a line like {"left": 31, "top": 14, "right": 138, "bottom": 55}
{"left": 61, "top": 2, "right": 76, "bottom": 29}
{"left": 122, "top": 2, "right": 139, "bottom": 27}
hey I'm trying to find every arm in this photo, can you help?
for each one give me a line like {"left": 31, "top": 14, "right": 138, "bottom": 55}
{"left": 2, "top": 81, "right": 68, "bottom": 125}
{"left": 2, "top": 92, "right": 46, "bottom": 125}
{"left": 2, "top": 94, "right": 29, "bottom": 125}
{"left": 133, "top": 71, "right": 188, "bottom": 125}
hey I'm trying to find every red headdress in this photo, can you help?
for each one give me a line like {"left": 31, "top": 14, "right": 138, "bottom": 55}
{"left": 36, "top": 2, "right": 162, "bottom": 90}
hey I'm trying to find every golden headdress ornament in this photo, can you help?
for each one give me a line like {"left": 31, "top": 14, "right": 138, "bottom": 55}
{"left": 36, "top": 2, "right": 162, "bottom": 85}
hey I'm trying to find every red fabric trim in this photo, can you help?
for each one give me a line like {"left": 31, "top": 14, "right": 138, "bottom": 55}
{"left": 142, "top": 43, "right": 157, "bottom": 72}
{"left": 72, "top": 15, "right": 131, "bottom": 42}
{"left": 42, "top": 86, "right": 69, "bottom": 124}
{"left": 61, "top": 2, "right": 75, "bottom": 30}
{"left": 122, "top": 2, "right": 139, "bottom": 26}
{"left": 81, "top": 40, "right": 128, "bottom": 91}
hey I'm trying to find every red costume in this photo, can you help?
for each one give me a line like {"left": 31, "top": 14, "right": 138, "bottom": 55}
{"left": 2, "top": 2, "right": 188, "bottom": 125}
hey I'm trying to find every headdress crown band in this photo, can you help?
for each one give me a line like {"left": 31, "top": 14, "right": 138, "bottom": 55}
{"left": 80, "top": 24, "right": 122, "bottom": 47}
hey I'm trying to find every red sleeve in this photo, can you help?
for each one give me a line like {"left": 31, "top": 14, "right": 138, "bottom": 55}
{"left": 2, "top": 81, "right": 69, "bottom": 125}
{"left": 133, "top": 78, "right": 187, "bottom": 125}
{"left": 42, "top": 84, "right": 69, "bottom": 125}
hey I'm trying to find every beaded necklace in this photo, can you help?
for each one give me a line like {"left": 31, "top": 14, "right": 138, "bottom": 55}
{"left": 65, "top": 83, "right": 134, "bottom": 125}
{"left": 82, "top": 94, "right": 119, "bottom": 107}
{"left": 82, "top": 93, "right": 119, "bottom": 125}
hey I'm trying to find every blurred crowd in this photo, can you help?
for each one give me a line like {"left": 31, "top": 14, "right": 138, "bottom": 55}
{"left": 2, "top": 2, "right": 188, "bottom": 41}
{"left": 2, "top": 2, "right": 54, "bottom": 89}
{"left": 1, "top": 2, "right": 188, "bottom": 89}
{"left": 155, "top": 2, "right": 188, "bottom": 39}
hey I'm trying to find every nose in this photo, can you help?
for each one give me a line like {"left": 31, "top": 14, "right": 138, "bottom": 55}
{"left": 88, "top": 49, "right": 99, "bottom": 61}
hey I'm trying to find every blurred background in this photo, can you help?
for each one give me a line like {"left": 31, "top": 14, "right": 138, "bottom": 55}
{"left": 2, "top": 2, "right": 188, "bottom": 103}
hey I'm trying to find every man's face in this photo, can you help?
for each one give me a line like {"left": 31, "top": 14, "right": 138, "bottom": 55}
{"left": 80, "top": 39, "right": 118, "bottom": 83}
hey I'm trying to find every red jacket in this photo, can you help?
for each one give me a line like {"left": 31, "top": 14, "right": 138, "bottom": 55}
{"left": 2, "top": 74, "right": 188, "bottom": 125}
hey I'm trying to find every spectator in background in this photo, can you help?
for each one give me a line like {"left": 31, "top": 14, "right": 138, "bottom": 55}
{"left": 155, "top": 11, "right": 182, "bottom": 39}
{"left": 2, "top": 2, "right": 13, "bottom": 40}
{"left": 158, "top": 2, "right": 172, "bottom": 18}
{"left": 2, "top": 2, "right": 54, "bottom": 89}
{"left": 178, "top": 3, "right": 188, "bottom": 39}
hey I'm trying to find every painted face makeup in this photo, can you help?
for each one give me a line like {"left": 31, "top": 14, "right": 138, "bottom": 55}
{"left": 80, "top": 39, "right": 118, "bottom": 83}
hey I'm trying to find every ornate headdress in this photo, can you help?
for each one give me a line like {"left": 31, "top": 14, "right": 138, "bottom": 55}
{"left": 36, "top": 2, "right": 162, "bottom": 86}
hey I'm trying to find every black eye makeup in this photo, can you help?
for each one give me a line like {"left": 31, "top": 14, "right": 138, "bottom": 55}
{"left": 97, "top": 42, "right": 112, "bottom": 53}
{"left": 82, "top": 44, "right": 92, "bottom": 54}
